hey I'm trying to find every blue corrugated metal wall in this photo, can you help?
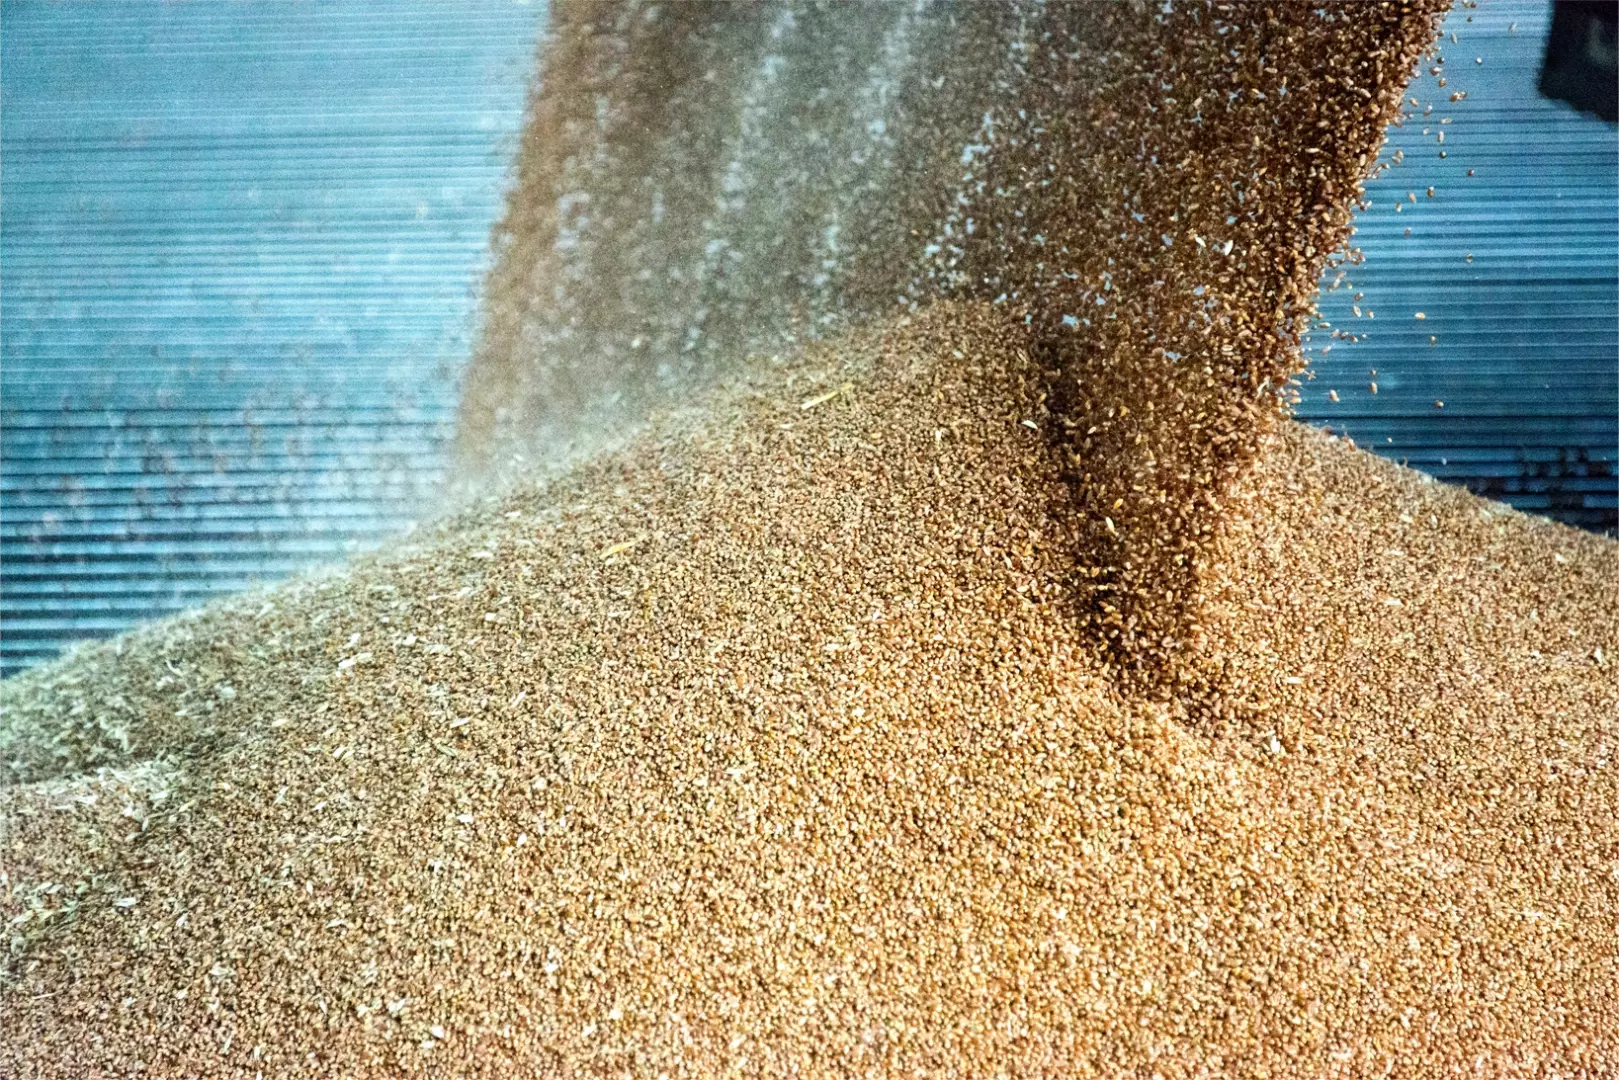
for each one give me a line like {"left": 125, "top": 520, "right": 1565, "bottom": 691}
{"left": 1300, "top": 1, "right": 1618, "bottom": 530}
{"left": 1, "top": 1, "right": 546, "bottom": 674}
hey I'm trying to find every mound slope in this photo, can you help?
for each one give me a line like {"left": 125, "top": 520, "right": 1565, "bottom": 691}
{"left": 4, "top": 305, "right": 1615, "bottom": 1077}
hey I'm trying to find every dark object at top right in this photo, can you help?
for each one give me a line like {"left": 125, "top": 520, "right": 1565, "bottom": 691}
{"left": 1540, "top": 1, "right": 1618, "bottom": 121}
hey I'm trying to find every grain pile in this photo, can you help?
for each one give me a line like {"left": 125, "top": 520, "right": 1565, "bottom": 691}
{"left": 5, "top": 304, "right": 1617, "bottom": 1076}
{"left": 4, "top": 1, "right": 1618, "bottom": 1077}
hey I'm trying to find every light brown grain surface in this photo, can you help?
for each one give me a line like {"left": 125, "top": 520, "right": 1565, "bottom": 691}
{"left": 4, "top": 304, "right": 1615, "bottom": 1077}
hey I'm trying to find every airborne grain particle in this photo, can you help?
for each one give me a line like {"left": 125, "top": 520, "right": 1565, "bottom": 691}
{"left": 799, "top": 383, "right": 854, "bottom": 411}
